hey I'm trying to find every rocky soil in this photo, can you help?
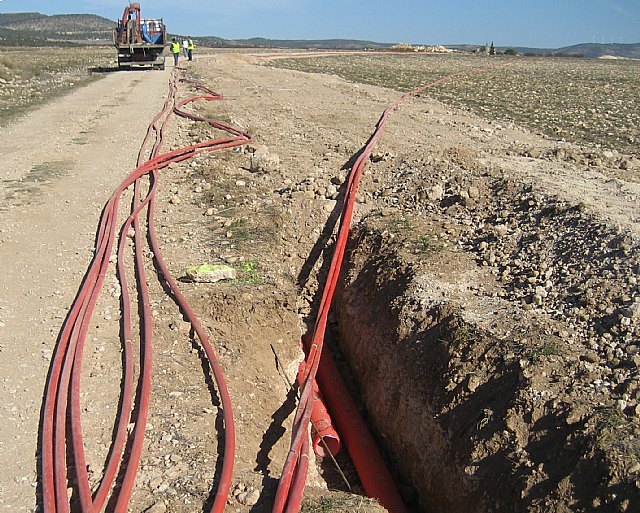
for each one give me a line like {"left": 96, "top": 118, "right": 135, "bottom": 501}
{"left": 0, "top": 46, "right": 112, "bottom": 124}
{"left": 1, "top": 50, "right": 639, "bottom": 513}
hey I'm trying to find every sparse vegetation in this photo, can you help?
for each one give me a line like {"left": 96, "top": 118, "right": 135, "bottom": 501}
{"left": 270, "top": 54, "right": 640, "bottom": 154}
{"left": 233, "top": 259, "right": 262, "bottom": 285}
{"left": 387, "top": 216, "right": 412, "bottom": 233}
{"left": 301, "top": 494, "right": 380, "bottom": 513}
{"left": 0, "top": 46, "right": 114, "bottom": 125}
{"left": 524, "top": 342, "right": 563, "bottom": 361}
{"left": 413, "top": 234, "right": 445, "bottom": 253}
{"left": 597, "top": 408, "right": 640, "bottom": 462}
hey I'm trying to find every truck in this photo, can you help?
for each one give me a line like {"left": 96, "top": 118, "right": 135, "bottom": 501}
{"left": 114, "top": 3, "right": 166, "bottom": 70}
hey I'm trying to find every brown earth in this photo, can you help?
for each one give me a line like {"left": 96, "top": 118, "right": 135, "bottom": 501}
{"left": 0, "top": 51, "right": 639, "bottom": 513}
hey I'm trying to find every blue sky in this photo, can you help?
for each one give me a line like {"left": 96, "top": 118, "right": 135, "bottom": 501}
{"left": 1, "top": 0, "right": 639, "bottom": 48}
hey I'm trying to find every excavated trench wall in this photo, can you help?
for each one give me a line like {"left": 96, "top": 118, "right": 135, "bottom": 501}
{"left": 333, "top": 225, "right": 523, "bottom": 513}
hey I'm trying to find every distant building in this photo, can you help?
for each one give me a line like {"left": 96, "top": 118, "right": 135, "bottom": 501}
{"left": 391, "top": 43, "right": 452, "bottom": 53}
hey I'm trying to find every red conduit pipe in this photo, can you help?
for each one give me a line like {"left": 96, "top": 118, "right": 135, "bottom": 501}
{"left": 113, "top": 180, "right": 158, "bottom": 513}
{"left": 92, "top": 76, "right": 178, "bottom": 511}
{"left": 308, "top": 336, "right": 407, "bottom": 512}
{"left": 44, "top": 172, "right": 139, "bottom": 513}
{"left": 310, "top": 387, "right": 341, "bottom": 458}
{"left": 46, "top": 202, "right": 118, "bottom": 513}
{"left": 144, "top": 96, "right": 250, "bottom": 511}
{"left": 296, "top": 361, "right": 342, "bottom": 457}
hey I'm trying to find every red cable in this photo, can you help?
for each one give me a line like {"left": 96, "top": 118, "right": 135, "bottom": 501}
{"left": 41, "top": 69, "right": 251, "bottom": 513}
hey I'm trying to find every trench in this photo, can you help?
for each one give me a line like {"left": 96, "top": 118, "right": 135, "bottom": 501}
{"left": 328, "top": 224, "right": 523, "bottom": 513}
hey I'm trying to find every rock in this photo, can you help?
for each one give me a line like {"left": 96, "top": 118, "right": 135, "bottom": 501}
{"left": 370, "top": 151, "right": 394, "bottom": 162}
{"left": 620, "top": 301, "right": 640, "bottom": 319}
{"left": 582, "top": 351, "right": 600, "bottom": 364}
{"left": 323, "top": 201, "right": 336, "bottom": 213}
{"left": 427, "top": 184, "right": 445, "bottom": 201}
{"left": 566, "top": 406, "right": 587, "bottom": 425}
{"left": 467, "top": 375, "right": 482, "bottom": 392}
{"left": 526, "top": 148, "right": 543, "bottom": 159}
{"left": 325, "top": 184, "right": 338, "bottom": 198}
{"left": 144, "top": 502, "right": 167, "bottom": 513}
{"left": 493, "top": 224, "right": 509, "bottom": 238}
{"left": 149, "top": 477, "right": 163, "bottom": 490}
{"left": 183, "top": 264, "right": 237, "bottom": 283}
{"left": 236, "top": 488, "right": 260, "bottom": 506}
{"left": 250, "top": 145, "right": 279, "bottom": 173}
{"left": 169, "top": 320, "right": 190, "bottom": 333}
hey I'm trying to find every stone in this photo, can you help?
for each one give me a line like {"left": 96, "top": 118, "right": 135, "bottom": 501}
{"left": 183, "top": 264, "right": 237, "bottom": 283}
{"left": 620, "top": 301, "right": 640, "bottom": 319}
{"left": 582, "top": 351, "right": 600, "bottom": 364}
{"left": 145, "top": 502, "right": 167, "bottom": 513}
{"left": 467, "top": 186, "right": 480, "bottom": 199}
{"left": 494, "top": 224, "right": 509, "bottom": 237}
{"left": 467, "top": 375, "right": 482, "bottom": 392}
{"left": 245, "top": 488, "right": 260, "bottom": 506}
{"left": 250, "top": 145, "right": 280, "bottom": 173}
{"left": 427, "top": 184, "right": 445, "bottom": 201}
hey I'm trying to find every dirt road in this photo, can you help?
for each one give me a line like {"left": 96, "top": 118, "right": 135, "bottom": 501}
{"left": 0, "top": 65, "right": 170, "bottom": 512}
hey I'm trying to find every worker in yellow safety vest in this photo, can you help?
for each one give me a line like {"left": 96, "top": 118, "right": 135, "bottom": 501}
{"left": 170, "top": 37, "right": 181, "bottom": 66}
{"left": 187, "top": 37, "right": 195, "bottom": 61}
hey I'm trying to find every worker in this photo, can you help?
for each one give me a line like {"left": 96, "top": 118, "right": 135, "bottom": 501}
{"left": 170, "top": 37, "right": 181, "bottom": 66}
{"left": 182, "top": 38, "right": 189, "bottom": 57}
{"left": 187, "top": 37, "right": 196, "bottom": 61}
{"left": 126, "top": 15, "right": 136, "bottom": 44}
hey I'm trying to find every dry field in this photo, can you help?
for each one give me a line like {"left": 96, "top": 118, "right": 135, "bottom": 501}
{"left": 270, "top": 53, "right": 640, "bottom": 156}
{"left": 0, "top": 46, "right": 114, "bottom": 125}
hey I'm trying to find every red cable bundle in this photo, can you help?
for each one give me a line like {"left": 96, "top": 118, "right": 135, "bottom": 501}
{"left": 41, "top": 69, "right": 252, "bottom": 513}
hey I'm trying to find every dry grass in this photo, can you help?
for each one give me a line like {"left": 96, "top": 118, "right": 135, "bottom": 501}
{"left": 0, "top": 46, "right": 114, "bottom": 125}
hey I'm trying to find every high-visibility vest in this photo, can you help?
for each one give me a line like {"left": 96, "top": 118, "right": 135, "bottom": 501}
{"left": 188, "top": 39, "right": 195, "bottom": 50}
{"left": 171, "top": 41, "right": 180, "bottom": 54}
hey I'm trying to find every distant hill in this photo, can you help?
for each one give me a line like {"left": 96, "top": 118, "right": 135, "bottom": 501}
{"left": 555, "top": 43, "right": 640, "bottom": 59}
{"left": 0, "top": 12, "right": 113, "bottom": 44}
{"left": 0, "top": 12, "right": 638, "bottom": 57}
{"left": 203, "top": 37, "right": 392, "bottom": 50}
{"left": 0, "top": 26, "right": 54, "bottom": 46}
{"left": 450, "top": 42, "right": 640, "bottom": 59}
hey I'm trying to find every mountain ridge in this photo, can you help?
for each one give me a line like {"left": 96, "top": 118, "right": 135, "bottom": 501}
{"left": 0, "top": 12, "right": 639, "bottom": 57}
